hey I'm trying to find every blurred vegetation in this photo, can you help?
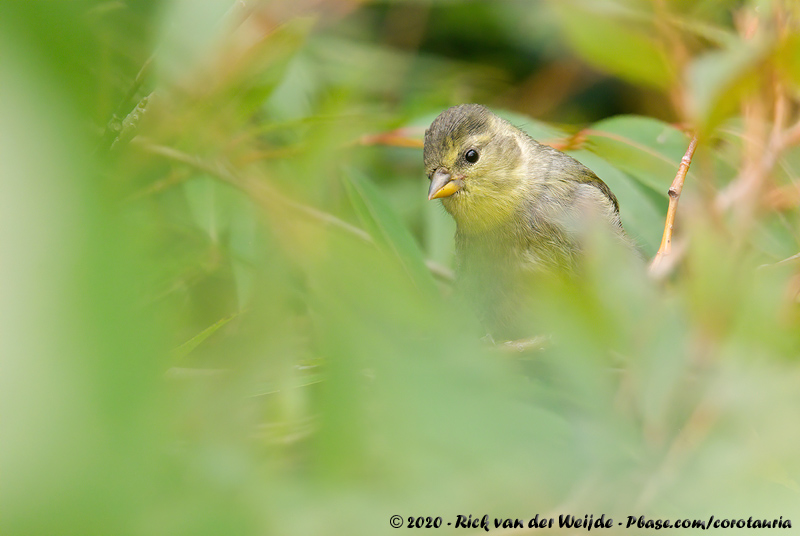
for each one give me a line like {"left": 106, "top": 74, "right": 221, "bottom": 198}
{"left": 3, "top": 1, "right": 800, "bottom": 535}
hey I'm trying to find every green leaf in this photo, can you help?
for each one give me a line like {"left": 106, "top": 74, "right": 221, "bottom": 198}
{"left": 342, "top": 169, "right": 438, "bottom": 295}
{"left": 548, "top": 0, "right": 673, "bottom": 89}
{"left": 586, "top": 115, "right": 690, "bottom": 194}
{"left": 229, "top": 202, "right": 258, "bottom": 310}
{"left": 687, "top": 38, "right": 770, "bottom": 131}
{"left": 184, "top": 175, "right": 222, "bottom": 242}
{"left": 155, "top": 0, "right": 235, "bottom": 86}
{"left": 183, "top": 175, "right": 249, "bottom": 244}
{"left": 233, "top": 17, "right": 315, "bottom": 118}
{"left": 423, "top": 199, "right": 456, "bottom": 268}
{"left": 171, "top": 314, "right": 236, "bottom": 360}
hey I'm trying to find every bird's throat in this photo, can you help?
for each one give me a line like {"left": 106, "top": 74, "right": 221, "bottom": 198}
{"left": 442, "top": 188, "right": 523, "bottom": 235}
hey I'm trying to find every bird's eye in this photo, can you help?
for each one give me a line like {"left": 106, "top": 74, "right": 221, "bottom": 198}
{"left": 464, "top": 149, "right": 479, "bottom": 163}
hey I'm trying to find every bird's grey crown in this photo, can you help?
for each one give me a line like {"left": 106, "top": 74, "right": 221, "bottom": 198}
{"left": 423, "top": 104, "right": 492, "bottom": 171}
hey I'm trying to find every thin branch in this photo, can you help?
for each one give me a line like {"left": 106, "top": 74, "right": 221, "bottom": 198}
{"left": 763, "top": 182, "right": 800, "bottom": 211}
{"left": 356, "top": 128, "right": 425, "bottom": 148}
{"left": 757, "top": 251, "right": 800, "bottom": 270}
{"left": 546, "top": 130, "right": 587, "bottom": 152}
{"left": 649, "top": 135, "right": 699, "bottom": 277}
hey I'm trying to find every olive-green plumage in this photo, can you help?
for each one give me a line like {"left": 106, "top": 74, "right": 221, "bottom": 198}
{"left": 424, "top": 104, "right": 630, "bottom": 340}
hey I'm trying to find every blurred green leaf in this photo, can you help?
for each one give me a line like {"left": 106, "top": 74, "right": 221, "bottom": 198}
{"left": 549, "top": 0, "right": 673, "bottom": 89}
{"left": 687, "top": 38, "right": 771, "bottom": 131}
{"left": 155, "top": 0, "right": 233, "bottom": 85}
{"left": 342, "top": 168, "right": 438, "bottom": 295}
{"left": 184, "top": 175, "right": 226, "bottom": 242}
{"left": 232, "top": 17, "right": 315, "bottom": 119}
{"left": 172, "top": 314, "right": 236, "bottom": 360}
{"left": 423, "top": 199, "right": 456, "bottom": 267}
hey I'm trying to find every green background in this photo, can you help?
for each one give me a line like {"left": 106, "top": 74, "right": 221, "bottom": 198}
{"left": 3, "top": 1, "right": 800, "bottom": 535}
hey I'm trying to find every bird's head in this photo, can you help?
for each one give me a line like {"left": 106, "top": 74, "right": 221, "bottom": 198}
{"left": 423, "top": 104, "right": 526, "bottom": 232}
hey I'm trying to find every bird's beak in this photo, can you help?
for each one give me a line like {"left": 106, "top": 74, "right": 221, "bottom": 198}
{"left": 428, "top": 168, "right": 461, "bottom": 200}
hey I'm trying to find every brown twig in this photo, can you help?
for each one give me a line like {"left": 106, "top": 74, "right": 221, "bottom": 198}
{"left": 763, "top": 182, "right": 800, "bottom": 211}
{"left": 356, "top": 128, "right": 425, "bottom": 148}
{"left": 546, "top": 130, "right": 587, "bottom": 152}
{"left": 649, "top": 135, "right": 699, "bottom": 277}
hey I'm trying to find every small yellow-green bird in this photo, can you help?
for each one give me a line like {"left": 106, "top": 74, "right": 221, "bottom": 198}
{"left": 424, "top": 104, "right": 631, "bottom": 340}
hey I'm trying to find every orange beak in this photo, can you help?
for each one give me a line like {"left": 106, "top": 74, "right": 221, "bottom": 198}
{"left": 428, "top": 168, "right": 462, "bottom": 200}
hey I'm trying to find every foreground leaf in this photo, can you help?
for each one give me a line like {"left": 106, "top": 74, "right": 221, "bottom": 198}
{"left": 342, "top": 168, "right": 438, "bottom": 295}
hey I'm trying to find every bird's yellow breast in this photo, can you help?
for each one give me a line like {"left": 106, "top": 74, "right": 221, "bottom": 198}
{"left": 442, "top": 180, "right": 527, "bottom": 235}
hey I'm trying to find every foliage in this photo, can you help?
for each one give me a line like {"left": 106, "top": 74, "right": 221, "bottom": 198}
{"left": 3, "top": 1, "right": 800, "bottom": 535}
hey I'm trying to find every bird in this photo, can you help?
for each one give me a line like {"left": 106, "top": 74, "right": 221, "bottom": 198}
{"left": 423, "top": 104, "right": 633, "bottom": 341}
